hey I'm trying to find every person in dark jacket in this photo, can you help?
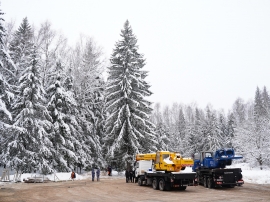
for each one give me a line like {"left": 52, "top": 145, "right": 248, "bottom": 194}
{"left": 107, "top": 166, "right": 112, "bottom": 176}
{"left": 132, "top": 169, "right": 135, "bottom": 183}
{"left": 125, "top": 169, "right": 130, "bottom": 183}
{"left": 96, "top": 168, "right": 100, "bottom": 181}
{"left": 129, "top": 170, "right": 134, "bottom": 183}
{"left": 92, "top": 167, "right": 95, "bottom": 181}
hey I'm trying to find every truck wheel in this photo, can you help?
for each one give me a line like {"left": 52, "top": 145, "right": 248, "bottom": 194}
{"left": 207, "top": 178, "right": 213, "bottom": 189}
{"left": 152, "top": 178, "right": 159, "bottom": 190}
{"left": 159, "top": 179, "right": 165, "bottom": 191}
{"left": 138, "top": 177, "right": 143, "bottom": 186}
{"left": 203, "top": 177, "right": 208, "bottom": 188}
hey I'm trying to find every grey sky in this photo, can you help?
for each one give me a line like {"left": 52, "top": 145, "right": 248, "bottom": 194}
{"left": 2, "top": 0, "right": 270, "bottom": 112}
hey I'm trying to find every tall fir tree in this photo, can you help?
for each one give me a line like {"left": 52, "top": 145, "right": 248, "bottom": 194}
{"left": 9, "top": 17, "right": 33, "bottom": 84}
{"left": 0, "top": 8, "right": 17, "bottom": 164}
{"left": 261, "top": 86, "right": 270, "bottom": 116}
{"left": 226, "top": 112, "right": 235, "bottom": 148}
{"left": 2, "top": 47, "right": 54, "bottom": 173}
{"left": 47, "top": 62, "right": 78, "bottom": 171}
{"left": 0, "top": 9, "right": 13, "bottom": 125}
{"left": 104, "top": 20, "right": 156, "bottom": 168}
{"left": 203, "top": 106, "right": 222, "bottom": 150}
{"left": 69, "top": 38, "right": 105, "bottom": 168}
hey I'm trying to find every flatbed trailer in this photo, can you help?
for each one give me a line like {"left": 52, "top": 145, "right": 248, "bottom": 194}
{"left": 137, "top": 171, "right": 197, "bottom": 191}
{"left": 196, "top": 167, "right": 244, "bottom": 188}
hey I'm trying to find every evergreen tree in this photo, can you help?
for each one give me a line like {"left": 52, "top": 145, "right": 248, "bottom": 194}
{"left": 218, "top": 112, "right": 227, "bottom": 148}
{"left": 104, "top": 20, "right": 156, "bottom": 168}
{"left": 261, "top": 86, "right": 270, "bottom": 116}
{"left": 2, "top": 47, "right": 54, "bottom": 173}
{"left": 234, "top": 87, "right": 270, "bottom": 169}
{"left": 155, "top": 122, "right": 170, "bottom": 151}
{"left": 0, "top": 8, "right": 17, "bottom": 164}
{"left": 47, "top": 62, "right": 78, "bottom": 171}
{"left": 171, "top": 107, "right": 186, "bottom": 153}
{"left": 9, "top": 17, "right": 33, "bottom": 84}
{"left": 70, "top": 38, "right": 105, "bottom": 168}
{"left": 226, "top": 112, "right": 235, "bottom": 148}
{"left": 203, "top": 106, "right": 222, "bottom": 150}
{"left": 232, "top": 98, "right": 246, "bottom": 125}
{"left": 194, "top": 108, "right": 206, "bottom": 152}
{"left": 254, "top": 87, "right": 267, "bottom": 119}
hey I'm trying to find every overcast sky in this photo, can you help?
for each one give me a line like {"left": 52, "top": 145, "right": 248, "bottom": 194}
{"left": 2, "top": 0, "right": 270, "bottom": 112}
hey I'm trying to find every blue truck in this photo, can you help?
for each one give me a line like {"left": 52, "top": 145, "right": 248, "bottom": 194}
{"left": 192, "top": 148, "right": 244, "bottom": 188}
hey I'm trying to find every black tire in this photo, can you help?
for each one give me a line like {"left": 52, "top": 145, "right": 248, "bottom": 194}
{"left": 159, "top": 179, "right": 166, "bottom": 191}
{"left": 207, "top": 178, "right": 213, "bottom": 189}
{"left": 203, "top": 177, "right": 208, "bottom": 188}
{"left": 152, "top": 178, "right": 159, "bottom": 190}
{"left": 138, "top": 177, "right": 142, "bottom": 186}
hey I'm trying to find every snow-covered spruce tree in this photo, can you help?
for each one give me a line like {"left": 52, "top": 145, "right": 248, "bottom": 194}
{"left": 0, "top": 10, "right": 12, "bottom": 122}
{"left": 105, "top": 20, "right": 156, "bottom": 168}
{"left": 194, "top": 108, "right": 206, "bottom": 152}
{"left": 9, "top": 17, "right": 33, "bottom": 84}
{"left": 0, "top": 8, "right": 18, "bottom": 163}
{"left": 169, "top": 106, "right": 186, "bottom": 153}
{"left": 234, "top": 87, "right": 270, "bottom": 169}
{"left": 47, "top": 62, "right": 79, "bottom": 172}
{"left": 150, "top": 103, "right": 170, "bottom": 151}
{"left": 63, "top": 66, "right": 100, "bottom": 172}
{"left": 217, "top": 112, "right": 228, "bottom": 148}
{"left": 203, "top": 106, "right": 222, "bottom": 151}
{"left": 69, "top": 37, "right": 105, "bottom": 169}
{"left": 155, "top": 122, "right": 170, "bottom": 151}
{"left": 226, "top": 112, "right": 236, "bottom": 148}
{"left": 2, "top": 47, "right": 54, "bottom": 173}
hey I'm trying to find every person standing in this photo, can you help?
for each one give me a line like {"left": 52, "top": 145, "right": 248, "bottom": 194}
{"left": 129, "top": 170, "right": 133, "bottom": 183}
{"left": 92, "top": 167, "right": 95, "bottom": 181}
{"left": 107, "top": 166, "right": 112, "bottom": 176}
{"left": 132, "top": 169, "right": 135, "bottom": 183}
{"left": 96, "top": 167, "right": 100, "bottom": 181}
{"left": 71, "top": 171, "right": 76, "bottom": 181}
{"left": 125, "top": 169, "right": 130, "bottom": 183}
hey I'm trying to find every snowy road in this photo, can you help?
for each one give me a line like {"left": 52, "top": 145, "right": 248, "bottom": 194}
{"left": 0, "top": 177, "right": 270, "bottom": 202}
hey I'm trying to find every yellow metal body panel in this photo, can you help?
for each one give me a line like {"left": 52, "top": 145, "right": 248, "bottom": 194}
{"left": 136, "top": 151, "right": 194, "bottom": 172}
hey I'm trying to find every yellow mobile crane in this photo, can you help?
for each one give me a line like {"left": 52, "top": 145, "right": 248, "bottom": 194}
{"left": 136, "top": 151, "right": 194, "bottom": 172}
{"left": 134, "top": 151, "right": 197, "bottom": 191}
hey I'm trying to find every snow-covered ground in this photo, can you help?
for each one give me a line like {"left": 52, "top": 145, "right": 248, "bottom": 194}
{"left": 229, "top": 163, "right": 270, "bottom": 184}
{"left": 0, "top": 163, "right": 269, "bottom": 185}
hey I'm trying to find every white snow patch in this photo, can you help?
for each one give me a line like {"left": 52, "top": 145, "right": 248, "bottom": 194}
{"left": 228, "top": 163, "right": 270, "bottom": 184}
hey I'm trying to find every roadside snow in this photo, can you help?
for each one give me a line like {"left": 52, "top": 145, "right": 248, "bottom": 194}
{"left": 229, "top": 163, "right": 270, "bottom": 184}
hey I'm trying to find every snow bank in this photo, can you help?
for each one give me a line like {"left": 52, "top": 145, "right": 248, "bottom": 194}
{"left": 228, "top": 163, "right": 270, "bottom": 184}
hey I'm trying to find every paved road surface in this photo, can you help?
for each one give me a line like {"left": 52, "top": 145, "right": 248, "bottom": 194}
{"left": 0, "top": 176, "right": 269, "bottom": 202}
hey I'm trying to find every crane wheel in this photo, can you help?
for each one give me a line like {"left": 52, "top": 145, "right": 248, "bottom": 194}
{"left": 207, "top": 178, "right": 213, "bottom": 189}
{"left": 159, "top": 179, "right": 165, "bottom": 191}
{"left": 138, "top": 177, "right": 143, "bottom": 186}
{"left": 152, "top": 178, "right": 159, "bottom": 190}
{"left": 203, "top": 177, "right": 208, "bottom": 188}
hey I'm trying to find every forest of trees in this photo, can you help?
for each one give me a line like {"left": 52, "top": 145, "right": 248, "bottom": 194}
{"left": 0, "top": 7, "right": 269, "bottom": 174}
